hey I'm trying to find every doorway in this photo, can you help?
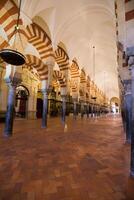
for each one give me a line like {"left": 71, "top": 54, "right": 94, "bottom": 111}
{"left": 15, "top": 85, "right": 29, "bottom": 118}
{"left": 36, "top": 98, "right": 43, "bottom": 118}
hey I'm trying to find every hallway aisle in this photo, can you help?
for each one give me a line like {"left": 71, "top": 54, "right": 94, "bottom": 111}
{"left": 0, "top": 116, "right": 134, "bottom": 200}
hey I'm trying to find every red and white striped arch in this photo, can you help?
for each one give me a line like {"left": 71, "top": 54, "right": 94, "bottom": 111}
{"left": 25, "top": 54, "right": 48, "bottom": 80}
{"left": 80, "top": 68, "right": 86, "bottom": 84}
{"left": 53, "top": 70, "right": 66, "bottom": 88}
{"left": 0, "top": 1, "right": 54, "bottom": 79}
{"left": 25, "top": 23, "right": 54, "bottom": 61}
{"left": 55, "top": 46, "right": 69, "bottom": 72}
{"left": 52, "top": 79, "right": 59, "bottom": 89}
{"left": 86, "top": 75, "right": 90, "bottom": 93}
{"left": 79, "top": 69, "right": 86, "bottom": 100}
{"left": 0, "top": 0, "right": 23, "bottom": 48}
{"left": 70, "top": 59, "right": 79, "bottom": 79}
{"left": 70, "top": 80, "right": 78, "bottom": 94}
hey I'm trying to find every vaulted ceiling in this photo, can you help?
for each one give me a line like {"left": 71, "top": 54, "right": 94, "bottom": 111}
{"left": 15, "top": 0, "right": 119, "bottom": 98}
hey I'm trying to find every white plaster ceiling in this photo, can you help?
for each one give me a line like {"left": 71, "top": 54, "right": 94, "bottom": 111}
{"left": 17, "top": 0, "right": 119, "bottom": 98}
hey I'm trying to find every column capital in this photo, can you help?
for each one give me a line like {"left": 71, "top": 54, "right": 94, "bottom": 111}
{"left": 41, "top": 88, "right": 48, "bottom": 94}
{"left": 128, "top": 56, "right": 134, "bottom": 68}
{"left": 127, "top": 46, "right": 134, "bottom": 71}
{"left": 4, "top": 64, "right": 22, "bottom": 87}
{"left": 72, "top": 97, "right": 78, "bottom": 102}
{"left": 123, "top": 79, "right": 131, "bottom": 95}
{"left": 44, "top": 58, "right": 55, "bottom": 67}
{"left": 61, "top": 87, "right": 67, "bottom": 96}
{"left": 79, "top": 100, "right": 85, "bottom": 103}
{"left": 5, "top": 75, "right": 22, "bottom": 88}
{"left": 61, "top": 94, "right": 66, "bottom": 100}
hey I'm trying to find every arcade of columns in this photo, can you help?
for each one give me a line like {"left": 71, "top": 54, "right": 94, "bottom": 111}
{"left": 0, "top": 0, "right": 109, "bottom": 136}
{"left": 1, "top": 0, "right": 134, "bottom": 177}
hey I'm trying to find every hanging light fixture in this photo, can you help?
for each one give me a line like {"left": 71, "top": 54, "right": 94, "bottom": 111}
{"left": 0, "top": 0, "right": 25, "bottom": 66}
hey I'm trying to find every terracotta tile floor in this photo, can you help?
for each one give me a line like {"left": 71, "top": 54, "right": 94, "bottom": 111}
{"left": 0, "top": 115, "right": 134, "bottom": 200}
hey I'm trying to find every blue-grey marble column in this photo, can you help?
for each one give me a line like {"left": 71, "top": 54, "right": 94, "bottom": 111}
{"left": 73, "top": 100, "right": 77, "bottom": 120}
{"left": 128, "top": 50, "right": 134, "bottom": 177}
{"left": 42, "top": 89, "right": 48, "bottom": 128}
{"left": 120, "top": 94, "right": 126, "bottom": 132}
{"left": 91, "top": 104, "right": 94, "bottom": 117}
{"left": 80, "top": 101, "right": 84, "bottom": 118}
{"left": 98, "top": 105, "right": 100, "bottom": 116}
{"left": 94, "top": 105, "right": 97, "bottom": 117}
{"left": 0, "top": 66, "right": 4, "bottom": 109}
{"left": 4, "top": 84, "right": 16, "bottom": 137}
{"left": 61, "top": 95, "right": 66, "bottom": 123}
{"left": 123, "top": 80, "right": 132, "bottom": 143}
{"left": 86, "top": 103, "right": 89, "bottom": 118}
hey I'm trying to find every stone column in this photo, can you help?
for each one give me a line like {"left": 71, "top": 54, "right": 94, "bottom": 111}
{"left": 41, "top": 80, "right": 48, "bottom": 128}
{"left": 97, "top": 105, "right": 100, "bottom": 116}
{"left": 128, "top": 52, "right": 134, "bottom": 177}
{"left": 4, "top": 83, "right": 16, "bottom": 136}
{"left": 47, "top": 62, "right": 54, "bottom": 89}
{"left": 93, "top": 104, "right": 96, "bottom": 117}
{"left": 73, "top": 98, "right": 77, "bottom": 119}
{"left": 74, "top": 101, "right": 77, "bottom": 119}
{"left": 0, "top": 66, "right": 3, "bottom": 109}
{"left": 61, "top": 95, "right": 66, "bottom": 123}
{"left": 123, "top": 80, "right": 132, "bottom": 143}
{"left": 91, "top": 104, "right": 94, "bottom": 117}
{"left": 86, "top": 103, "right": 89, "bottom": 118}
{"left": 81, "top": 101, "right": 84, "bottom": 118}
{"left": 4, "top": 65, "right": 22, "bottom": 137}
{"left": 42, "top": 89, "right": 48, "bottom": 128}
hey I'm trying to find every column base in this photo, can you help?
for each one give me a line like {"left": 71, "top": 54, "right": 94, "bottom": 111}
{"left": 130, "top": 170, "right": 134, "bottom": 178}
{"left": 125, "top": 139, "right": 131, "bottom": 144}
{"left": 41, "top": 125, "right": 47, "bottom": 128}
{"left": 3, "top": 132, "right": 12, "bottom": 138}
{"left": 27, "top": 111, "right": 37, "bottom": 119}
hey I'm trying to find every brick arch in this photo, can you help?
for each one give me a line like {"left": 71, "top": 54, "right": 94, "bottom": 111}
{"left": 79, "top": 89, "right": 85, "bottom": 98}
{"left": 86, "top": 92, "right": 90, "bottom": 101}
{"left": 25, "top": 54, "right": 48, "bottom": 81}
{"left": 0, "top": 0, "right": 22, "bottom": 48}
{"left": 80, "top": 68, "right": 86, "bottom": 84}
{"left": 110, "top": 97, "right": 120, "bottom": 106}
{"left": 86, "top": 75, "right": 90, "bottom": 93}
{"left": 0, "top": 1, "right": 54, "bottom": 66}
{"left": 25, "top": 23, "right": 54, "bottom": 61}
{"left": 52, "top": 79, "right": 59, "bottom": 89}
{"left": 55, "top": 45, "right": 69, "bottom": 71}
{"left": 70, "top": 59, "right": 79, "bottom": 79}
{"left": 70, "top": 80, "right": 78, "bottom": 94}
{"left": 53, "top": 70, "right": 66, "bottom": 88}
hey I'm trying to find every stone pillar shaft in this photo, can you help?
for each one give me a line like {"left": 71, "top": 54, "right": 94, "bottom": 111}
{"left": 128, "top": 53, "right": 134, "bottom": 176}
{"left": 4, "top": 85, "right": 16, "bottom": 136}
{"left": 124, "top": 93, "right": 132, "bottom": 142}
{"left": 61, "top": 96, "right": 66, "bottom": 123}
{"left": 87, "top": 103, "right": 89, "bottom": 118}
{"left": 81, "top": 102, "right": 84, "bottom": 118}
{"left": 42, "top": 90, "right": 48, "bottom": 128}
{"left": 73, "top": 101, "right": 77, "bottom": 119}
{"left": 131, "top": 66, "right": 134, "bottom": 176}
{"left": 91, "top": 104, "right": 94, "bottom": 117}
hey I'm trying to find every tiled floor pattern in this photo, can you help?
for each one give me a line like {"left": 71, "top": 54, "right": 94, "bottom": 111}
{"left": 0, "top": 115, "right": 134, "bottom": 200}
